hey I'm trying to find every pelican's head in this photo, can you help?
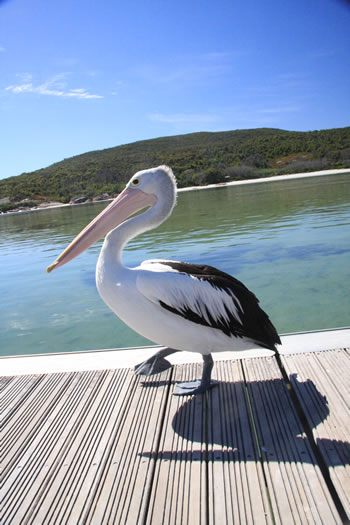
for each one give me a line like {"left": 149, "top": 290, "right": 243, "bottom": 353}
{"left": 47, "top": 165, "right": 177, "bottom": 273}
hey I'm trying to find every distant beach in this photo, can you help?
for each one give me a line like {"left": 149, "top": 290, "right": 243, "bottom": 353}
{"left": 178, "top": 167, "right": 350, "bottom": 193}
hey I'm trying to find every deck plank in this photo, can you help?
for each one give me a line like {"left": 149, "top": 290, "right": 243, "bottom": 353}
{"left": 146, "top": 362, "right": 207, "bottom": 525}
{"left": 85, "top": 369, "right": 171, "bottom": 525}
{"left": 1, "top": 374, "right": 45, "bottom": 424}
{"left": 1, "top": 373, "right": 77, "bottom": 477}
{"left": 1, "top": 374, "right": 33, "bottom": 406}
{"left": 1, "top": 349, "right": 349, "bottom": 524}
{"left": 281, "top": 349, "right": 350, "bottom": 519}
{"left": 33, "top": 369, "right": 132, "bottom": 524}
{"left": 1, "top": 371, "right": 110, "bottom": 524}
{"left": 243, "top": 356, "right": 341, "bottom": 524}
{"left": 208, "top": 359, "right": 272, "bottom": 524}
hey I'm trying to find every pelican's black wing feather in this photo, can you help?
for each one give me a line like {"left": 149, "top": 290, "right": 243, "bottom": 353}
{"left": 156, "top": 261, "right": 281, "bottom": 351}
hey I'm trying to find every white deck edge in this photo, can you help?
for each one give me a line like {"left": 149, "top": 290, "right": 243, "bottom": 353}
{"left": 1, "top": 328, "right": 349, "bottom": 377}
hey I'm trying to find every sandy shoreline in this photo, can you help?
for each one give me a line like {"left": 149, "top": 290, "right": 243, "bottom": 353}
{"left": 2, "top": 167, "right": 350, "bottom": 215}
{"left": 177, "top": 167, "right": 350, "bottom": 192}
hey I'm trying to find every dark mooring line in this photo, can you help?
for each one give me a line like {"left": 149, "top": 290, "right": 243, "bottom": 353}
{"left": 274, "top": 351, "right": 349, "bottom": 524}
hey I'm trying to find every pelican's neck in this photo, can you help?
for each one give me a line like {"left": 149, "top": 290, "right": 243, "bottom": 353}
{"left": 99, "top": 188, "right": 175, "bottom": 270}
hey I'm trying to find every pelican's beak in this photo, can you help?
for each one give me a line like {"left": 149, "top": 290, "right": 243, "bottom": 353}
{"left": 46, "top": 187, "right": 157, "bottom": 273}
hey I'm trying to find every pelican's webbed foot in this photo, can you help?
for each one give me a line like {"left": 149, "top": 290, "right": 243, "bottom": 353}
{"left": 134, "top": 347, "right": 179, "bottom": 376}
{"left": 173, "top": 379, "right": 218, "bottom": 396}
{"left": 135, "top": 356, "right": 173, "bottom": 375}
{"left": 173, "top": 353, "right": 217, "bottom": 396}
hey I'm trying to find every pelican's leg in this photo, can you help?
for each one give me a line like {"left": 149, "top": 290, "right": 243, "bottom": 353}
{"left": 134, "top": 347, "right": 179, "bottom": 376}
{"left": 173, "top": 354, "right": 218, "bottom": 396}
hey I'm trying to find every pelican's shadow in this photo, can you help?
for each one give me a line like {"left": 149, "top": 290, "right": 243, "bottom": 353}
{"left": 139, "top": 374, "right": 350, "bottom": 468}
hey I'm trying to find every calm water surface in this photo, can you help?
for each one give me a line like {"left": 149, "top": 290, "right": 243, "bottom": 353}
{"left": 1, "top": 173, "right": 350, "bottom": 356}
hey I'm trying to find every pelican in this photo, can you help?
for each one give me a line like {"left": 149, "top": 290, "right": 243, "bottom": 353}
{"left": 47, "top": 166, "right": 281, "bottom": 395}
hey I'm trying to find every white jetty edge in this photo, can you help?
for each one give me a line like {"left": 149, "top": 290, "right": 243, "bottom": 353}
{"left": 1, "top": 327, "right": 349, "bottom": 377}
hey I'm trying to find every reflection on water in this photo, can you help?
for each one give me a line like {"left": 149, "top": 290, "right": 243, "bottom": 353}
{"left": 1, "top": 173, "right": 350, "bottom": 356}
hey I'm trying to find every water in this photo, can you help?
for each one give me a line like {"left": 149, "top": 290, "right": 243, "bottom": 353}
{"left": 1, "top": 173, "right": 350, "bottom": 356}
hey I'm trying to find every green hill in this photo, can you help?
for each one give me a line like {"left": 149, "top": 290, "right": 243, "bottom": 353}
{"left": 1, "top": 127, "right": 350, "bottom": 211}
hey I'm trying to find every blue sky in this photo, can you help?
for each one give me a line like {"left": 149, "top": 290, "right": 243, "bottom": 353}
{"left": 1, "top": 0, "right": 350, "bottom": 180}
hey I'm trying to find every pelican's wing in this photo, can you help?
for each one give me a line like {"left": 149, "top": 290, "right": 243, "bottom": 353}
{"left": 136, "top": 260, "right": 280, "bottom": 349}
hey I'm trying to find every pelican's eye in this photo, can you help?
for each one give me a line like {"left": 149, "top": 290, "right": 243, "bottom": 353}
{"left": 131, "top": 178, "right": 140, "bottom": 186}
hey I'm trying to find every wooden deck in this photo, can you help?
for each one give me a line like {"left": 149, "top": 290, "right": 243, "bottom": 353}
{"left": 1, "top": 344, "right": 349, "bottom": 524}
